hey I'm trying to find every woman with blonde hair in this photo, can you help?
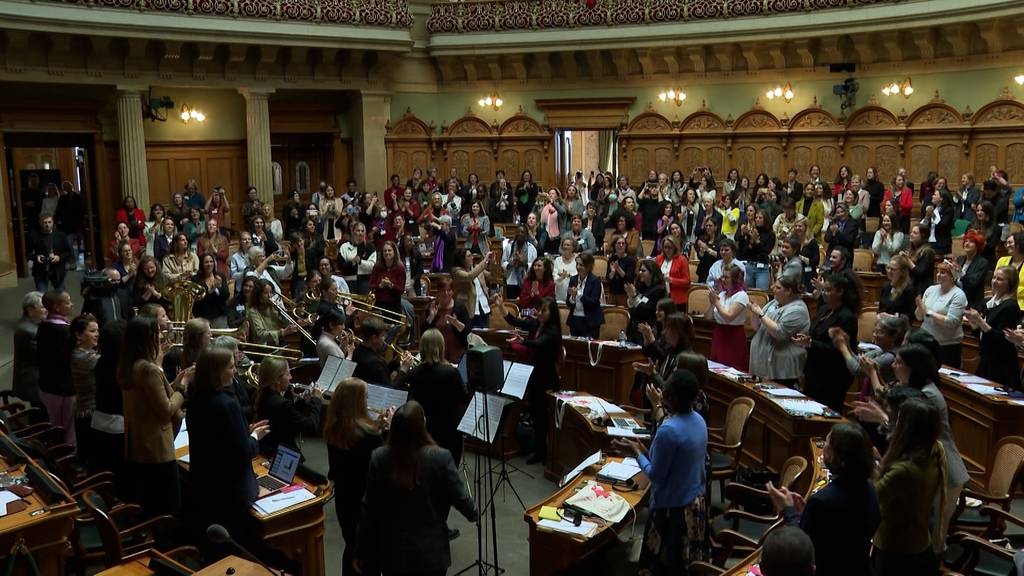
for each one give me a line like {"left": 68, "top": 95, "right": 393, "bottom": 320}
{"left": 879, "top": 254, "right": 916, "bottom": 318}
{"left": 400, "top": 328, "right": 469, "bottom": 465}
{"left": 255, "top": 356, "right": 322, "bottom": 456}
{"left": 325, "top": 377, "right": 390, "bottom": 576}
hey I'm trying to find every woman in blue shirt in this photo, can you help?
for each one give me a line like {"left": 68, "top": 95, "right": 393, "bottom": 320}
{"left": 615, "top": 369, "right": 708, "bottom": 573}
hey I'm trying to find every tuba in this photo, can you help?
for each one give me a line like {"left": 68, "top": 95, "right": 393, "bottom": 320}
{"left": 162, "top": 280, "right": 207, "bottom": 325}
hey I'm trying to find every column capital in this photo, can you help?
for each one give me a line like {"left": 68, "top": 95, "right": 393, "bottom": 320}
{"left": 238, "top": 87, "right": 276, "bottom": 99}
{"left": 115, "top": 85, "right": 148, "bottom": 97}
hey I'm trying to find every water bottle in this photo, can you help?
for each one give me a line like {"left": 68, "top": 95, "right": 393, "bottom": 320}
{"left": 618, "top": 330, "right": 627, "bottom": 347}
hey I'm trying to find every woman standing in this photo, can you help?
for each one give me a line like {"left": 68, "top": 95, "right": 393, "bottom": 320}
{"left": 192, "top": 253, "right": 230, "bottom": 327}
{"left": 143, "top": 204, "right": 166, "bottom": 257}
{"left": 738, "top": 209, "right": 775, "bottom": 290}
{"left": 451, "top": 249, "right": 492, "bottom": 329}
{"left": 162, "top": 233, "right": 199, "bottom": 284}
{"left": 566, "top": 253, "right": 604, "bottom": 339}
{"left": 113, "top": 241, "right": 138, "bottom": 287}
{"left": 116, "top": 196, "right": 147, "bottom": 241}
{"left": 708, "top": 263, "right": 749, "bottom": 371}
{"left": 871, "top": 214, "right": 905, "bottom": 272}
{"left": 119, "top": 316, "right": 192, "bottom": 517}
{"left": 505, "top": 298, "right": 562, "bottom": 464}
{"left": 197, "top": 219, "right": 229, "bottom": 278}
{"left": 695, "top": 219, "right": 723, "bottom": 283}
{"left": 184, "top": 207, "right": 206, "bottom": 249}
{"left": 922, "top": 189, "right": 954, "bottom": 256}
{"left": 606, "top": 235, "right": 637, "bottom": 307}
{"left": 553, "top": 237, "right": 577, "bottom": 302}
{"left": 70, "top": 314, "right": 100, "bottom": 465}
{"left": 539, "top": 188, "right": 562, "bottom": 254}
{"left": 227, "top": 276, "right": 255, "bottom": 329}
{"left": 749, "top": 275, "right": 811, "bottom": 386}
{"left": 255, "top": 356, "right": 322, "bottom": 456}
{"left": 655, "top": 236, "right": 690, "bottom": 308}
{"left": 905, "top": 223, "right": 936, "bottom": 296}
{"left": 797, "top": 273, "right": 860, "bottom": 413}
{"left": 995, "top": 231, "right": 1024, "bottom": 308}
{"left": 964, "top": 266, "right": 1021, "bottom": 390}
{"left": 131, "top": 256, "right": 167, "bottom": 310}
{"left": 369, "top": 240, "right": 406, "bottom": 318}
{"left": 460, "top": 200, "right": 491, "bottom": 255}
{"left": 251, "top": 215, "right": 280, "bottom": 256}
{"left": 971, "top": 201, "right": 1000, "bottom": 266}
{"left": 423, "top": 278, "right": 472, "bottom": 365}
{"left": 915, "top": 262, "right": 967, "bottom": 368}
{"left": 401, "top": 329, "right": 469, "bottom": 466}
{"left": 879, "top": 255, "right": 917, "bottom": 318}
{"left": 319, "top": 185, "right": 343, "bottom": 244}
{"left": 205, "top": 188, "right": 231, "bottom": 231}
{"left": 325, "top": 378, "right": 389, "bottom": 576}
{"left": 615, "top": 370, "right": 708, "bottom": 573}
{"left": 515, "top": 170, "right": 541, "bottom": 223}
{"left": 953, "top": 230, "right": 991, "bottom": 311}
{"left": 884, "top": 174, "right": 914, "bottom": 233}
{"left": 518, "top": 257, "right": 555, "bottom": 315}
{"left": 626, "top": 259, "right": 669, "bottom": 344}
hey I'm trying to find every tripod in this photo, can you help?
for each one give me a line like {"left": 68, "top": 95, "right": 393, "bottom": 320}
{"left": 455, "top": 388, "right": 502, "bottom": 576}
{"left": 483, "top": 416, "right": 530, "bottom": 512}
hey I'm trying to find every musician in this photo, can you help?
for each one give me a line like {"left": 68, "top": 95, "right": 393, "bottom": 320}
{"left": 566, "top": 253, "right": 603, "bottom": 339}
{"left": 227, "top": 276, "right": 255, "bottom": 329}
{"left": 370, "top": 240, "right": 406, "bottom": 317}
{"left": 423, "top": 278, "right": 472, "bottom": 365}
{"left": 399, "top": 328, "right": 469, "bottom": 466}
{"left": 339, "top": 221, "right": 377, "bottom": 295}
{"left": 626, "top": 259, "right": 668, "bottom": 344}
{"left": 192, "top": 253, "right": 229, "bottom": 328}
{"left": 164, "top": 317, "right": 212, "bottom": 383}
{"left": 255, "top": 356, "right": 322, "bottom": 457}
{"left": 352, "top": 318, "right": 396, "bottom": 387}
{"left": 244, "top": 245, "right": 293, "bottom": 297}
{"left": 246, "top": 279, "right": 298, "bottom": 346}
{"left": 209, "top": 336, "right": 254, "bottom": 423}
{"left": 452, "top": 248, "right": 494, "bottom": 329}
{"left": 29, "top": 214, "right": 71, "bottom": 292}
{"left": 315, "top": 308, "right": 353, "bottom": 367}
{"left": 505, "top": 297, "right": 562, "bottom": 464}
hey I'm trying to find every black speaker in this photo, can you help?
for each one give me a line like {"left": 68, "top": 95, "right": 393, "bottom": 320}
{"left": 467, "top": 345, "right": 504, "bottom": 393}
{"left": 829, "top": 63, "right": 856, "bottom": 73}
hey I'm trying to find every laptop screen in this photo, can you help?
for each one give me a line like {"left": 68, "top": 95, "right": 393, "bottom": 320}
{"left": 268, "top": 445, "right": 302, "bottom": 483}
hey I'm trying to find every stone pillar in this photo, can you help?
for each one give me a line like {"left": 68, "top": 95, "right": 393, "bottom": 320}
{"left": 239, "top": 88, "right": 275, "bottom": 205}
{"left": 116, "top": 88, "right": 151, "bottom": 209}
{"left": 352, "top": 91, "right": 391, "bottom": 192}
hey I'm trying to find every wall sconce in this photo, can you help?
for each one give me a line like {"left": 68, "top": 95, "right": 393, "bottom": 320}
{"left": 881, "top": 77, "right": 914, "bottom": 98}
{"left": 766, "top": 82, "right": 794, "bottom": 103}
{"left": 179, "top": 104, "right": 206, "bottom": 123}
{"left": 478, "top": 94, "right": 503, "bottom": 111}
{"left": 1015, "top": 74, "right": 1024, "bottom": 86}
{"left": 658, "top": 88, "right": 686, "bottom": 106}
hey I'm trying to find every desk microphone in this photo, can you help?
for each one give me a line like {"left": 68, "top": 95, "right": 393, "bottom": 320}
{"left": 206, "top": 524, "right": 282, "bottom": 576}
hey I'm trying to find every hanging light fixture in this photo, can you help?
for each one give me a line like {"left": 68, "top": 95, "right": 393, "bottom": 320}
{"left": 1015, "top": 74, "right": 1024, "bottom": 86}
{"left": 657, "top": 88, "right": 687, "bottom": 106}
{"left": 765, "top": 82, "right": 794, "bottom": 103}
{"left": 881, "top": 77, "right": 914, "bottom": 98}
{"left": 477, "top": 94, "right": 504, "bottom": 111}
{"left": 179, "top": 104, "right": 206, "bottom": 123}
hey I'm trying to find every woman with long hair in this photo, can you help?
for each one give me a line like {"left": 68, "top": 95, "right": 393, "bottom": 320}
{"left": 205, "top": 187, "right": 231, "bottom": 230}
{"left": 749, "top": 275, "right": 811, "bottom": 386}
{"left": 451, "top": 248, "right": 493, "bottom": 329}
{"left": 505, "top": 298, "right": 562, "bottom": 464}
{"left": 884, "top": 174, "right": 914, "bottom": 234}
{"left": 626, "top": 258, "right": 669, "bottom": 344}
{"left": 460, "top": 200, "right": 491, "bottom": 256}
{"left": 354, "top": 401, "right": 477, "bottom": 576}
{"left": 964, "top": 266, "right": 1022, "bottom": 389}
{"left": 871, "top": 213, "right": 905, "bottom": 273}
{"left": 70, "top": 313, "right": 100, "bottom": 464}
{"left": 325, "top": 377, "right": 390, "bottom": 576}
{"left": 143, "top": 204, "right": 166, "bottom": 257}
{"left": 995, "top": 231, "right": 1024, "bottom": 308}
{"left": 915, "top": 262, "right": 966, "bottom": 368}
{"left": 197, "top": 218, "right": 229, "bottom": 278}
{"left": 970, "top": 200, "right": 1000, "bottom": 265}
{"left": 708, "top": 263, "right": 749, "bottom": 371}
{"left": 655, "top": 235, "right": 691, "bottom": 307}
{"left": 423, "top": 277, "right": 472, "bottom": 365}
{"left": 539, "top": 188, "right": 562, "bottom": 254}
{"left": 515, "top": 169, "right": 541, "bottom": 223}
{"left": 162, "top": 232, "right": 199, "bottom": 283}
{"left": 655, "top": 201, "right": 677, "bottom": 255}
{"left": 369, "top": 240, "right": 406, "bottom": 317}
{"left": 119, "top": 316, "right": 192, "bottom": 517}
{"left": 192, "top": 253, "right": 230, "bottom": 327}
{"left": 634, "top": 312, "right": 695, "bottom": 407}
{"left": 518, "top": 256, "right": 555, "bottom": 314}
{"left": 246, "top": 278, "right": 298, "bottom": 346}
{"left": 227, "top": 275, "right": 255, "bottom": 329}
{"left": 108, "top": 221, "right": 141, "bottom": 263}
{"left": 738, "top": 208, "right": 775, "bottom": 290}
{"left": 796, "top": 272, "right": 860, "bottom": 413}
{"left": 604, "top": 211, "right": 640, "bottom": 257}
{"left": 184, "top": 206, "right": 206, "bottom": 249}
{"left": 400, "top": 328, "right": 469, "bottom": 466}
{"left": 319, "top": 184, "right": 343, "bottom": 243}
{"left": 605, "top": 234, "right": 636, "bottom": 307}
{"left": 905, "top": 223, "right": 936, "bottom": 296}
{"left": 132, "top": 255, "right": 168, "bottom": 310}
{"left": 922, "top": 189, "right": 954, "bottom": 255}
{"left": 255, "top": 356, "right": 322, "bottom": 456}
{"left": 116, "top": 196, "right": 147, "bottom": 241}
{"left": 695, "top": 216, "right": 723, "bottom": 283}
{"left": 251, "top": 215, "right": 280, "bottom": 256}
{"left": 879, "top": 254, "right": 916, "bottom": 318}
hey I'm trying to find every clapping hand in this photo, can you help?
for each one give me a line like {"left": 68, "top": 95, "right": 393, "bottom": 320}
{"left": 915, "top": 296, "right": 928, "bottom": 319}
{"left": 852, "top": 399, "right": 887, "bottom": 424}
{"left": 791, "top": 333, "right": 811, "bottom": 348}
{"left": 249, "top": 419, "right": 271, "bottom": 440}
{"left": 708, "top": 289, "right": 719, "bottom": 305}
{"left": 1004, "top": 326, "right": 1024, "bottom": 345}
{"left": 446, "top": 314, "right": 465, "bottom": 331}
{"left": 858, "top": 355, "right": 878, "bottom": 375}
{"left": 632, "top": 361, "right": 654, "bottom": 376}
{"left": 766, "top": 482, "right": 805, "bottom": 514}
{"left": 964, "top": 308, "right": 983, "bottom": 328}
{"left": 828, "top": 326, "right": 849, "bottom": 348}
{"left": 638, "top": 322, "right": 655, "bottom": 342}
{"left": 624, "top": 282, "right": 637, "bottom": 299}
{"left": 748, "top": 302, "right": 764, "bottom": 318}
{"left": 645, "top": 382, "right": 663, "bottom": 408}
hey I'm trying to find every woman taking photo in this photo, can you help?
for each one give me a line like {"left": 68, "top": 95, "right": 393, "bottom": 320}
{"left": 255, "top": 356, "right": 323, "bottom": 456}
{"left": 626, "top": 259, "right": 668, "bottom": 344}
{"left": 797, "top": 272, "right": 860, "bottom": 413}
{"left": 197, "top": 219, "right": 229, "bottom": 278}
{"left": 953, "top": 230, "right": 991, "bottom": 311}
{"left": 400, "top": 329, "right": 469, "bottom": 466}
{"left": 162, "top": 233, "right": 199, "bottom": 284}
{"left": 518, "top": 257, "right": 555, "bottom": 315}
{"left": 655, "top": 236, "right": 690, "bottom": 307}
{"left": 369, "top": 240, "right": 406, "bottom": 318}
{"left": 325, "top": 377, "right": 389, "bottom": 576}
{"left": 606, "top": 235, "right": 637, "bottom": 307}
{"left": 504, "top": 297, "right": 562, "bottom": 464}
{"left": 615, "top": 370, "right": 708, "bottom": 573}
{"left": 566, "top": 253, "right": 604, "bottom": 339}
{"left": 119, "top": 316, "right": 192, "bottom": 517}
{"left": 915, "top": 262, "right": 966, "bottom": 368}
{"left": 205, "top": 187, "right": 231, "bottom": 231}
{"left": 553, "top": 237, "right": 577, "bottom": 302}
{"left": 871, "top": 213, "right": 905, "bottom": 273}
{"left": 749, "top": 275, "right": 811, "bottom": 386}
{"left": 708, "top": 263, "right": 750, "bottom": 371}
{"left": 964, "top": 266, "right": 1022, "bottom": 390}
{"left": 192, "top": 253, "right": 230, "bottom": 327}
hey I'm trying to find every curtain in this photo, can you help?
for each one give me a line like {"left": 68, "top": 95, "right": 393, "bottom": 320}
{"left": 598, "top": 130, "right": 615, "bottom": 173}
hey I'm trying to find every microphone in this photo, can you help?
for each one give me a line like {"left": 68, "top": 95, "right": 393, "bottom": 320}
{"left": 206, "top": 524, "right": 282, "bottom": 576}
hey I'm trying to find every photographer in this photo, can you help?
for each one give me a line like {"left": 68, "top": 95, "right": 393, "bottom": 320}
{"left": 81, "top": 268, "right": 134, "bottom": 328}
{"left": 30, "top": 214, "right": 71, "bottom": 292}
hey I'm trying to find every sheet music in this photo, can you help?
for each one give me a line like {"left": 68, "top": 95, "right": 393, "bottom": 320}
{"left": 366, "top": 383, "right": 408, "bottom": 415}
{"left": 499, "top": 362, "right": 532, "bottom": 400}
{"left": 457, "top": 391, "right": 511, "bottom": 443}
{"left": 315, "top": 355, "right": 357, "bottom": 393}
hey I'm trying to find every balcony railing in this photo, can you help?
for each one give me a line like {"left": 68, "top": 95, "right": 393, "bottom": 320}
{"left": 40, "top": 0, "right": 413, "bottom": 27}
{"left": 426, "top": 0, "right": 898, "bottom": 33}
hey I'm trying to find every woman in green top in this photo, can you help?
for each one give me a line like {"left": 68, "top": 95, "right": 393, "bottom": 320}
{"left": 873, "top": 397, "right": 946, "bottom": 576}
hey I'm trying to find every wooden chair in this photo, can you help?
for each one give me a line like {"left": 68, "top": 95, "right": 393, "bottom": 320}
{"left": 600, "top": 307, "right": 630, "bottom": 341}
{"left": 863, "top": 216, "right": 880, "bottom": 234}
{"left": 558, "top": 305, "right": 570, "bottom": 331}
{"left": 641, "top": 239, "right": 655, "bottom": 258}
{"left": 852, "top": 248, "right": 875, "bottom": 272}
{"left": 688, "top": 561, "right": 725, "bottom": 575}
{"left": 708, "top": 397, "right": 756, "bottom": 500}
{"left": 489, "top": 302, "right": 520, "bottom": 331}
{"left": 858, "top": 306, "right": 878, "bottom": 343}
{"left": 946, "top": 525, "right": 1016, "bottom": 576}
{"left": 689, "top": 259, "right": 699, "bottom": 282}
{"left": 687, "top": 285, "right": 711, "bottom": 316}
{"left": 949, "top": 435, "right": 1024, "bottom": 538}
{"left": 592, "top": 255, "right": 608, "bottom": 279}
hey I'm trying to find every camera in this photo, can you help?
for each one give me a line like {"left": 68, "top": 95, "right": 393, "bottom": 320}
{"left": 82, "top": 271, "right": 116, "bottom": 296}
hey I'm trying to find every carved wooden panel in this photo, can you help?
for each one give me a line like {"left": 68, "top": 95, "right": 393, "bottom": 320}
{"left": 472, "top": 150, "right": 493, "bottom": 180}
{"left": 411, "top": 151, "right": 430, "bottom": 173}
{"left": 706, "top": 147, "right": 727, "bottom": 178}
{"left": 909, "top": 105, "right": 962, "bottom": 127}
{"left": 975, "top": 144, "right": 999, "bottom": 181}
{"left": 393, "top": 151, "right": 410, "bottom": 183}
{"left": 876, "top": 145, "right": 899, "bottom": 184}
{"left": 451, "top": 150, "right": 470, "bottom": 178}
{"left": 735, "top": 147, "right": 755, "bottom": 179}
{"left": 501, "top": 149, "right": 520, "bottom": 181}
{"left": 762, "top": 146, "right": 782, "bottom": 179}
{"left": 974, "top": 102, "right": 1024, "bottom": 125}
{"left": 817, "top": 146, "right": 839, "bottom": 180}
{"left": 847, "top": 107, "right": 898, "bottom": 130}
{"left": 910, "top": 145, "right": 933, "bottom": 184}
{"left": 655, "top": 147, "right": 673, "bottom": 174}
{"left": 682, "top": 147, "right": 703, "bottom": 173}
{"left": 937, "top": 145, "right": 961, "bottom": 184}
{"left": 791, "top": 146, "right": 812, "bottom": 177}
{"left": 524, "top": 149, "right": 543, "bottom": 181}
{"left": 791, "top": 110, "right": 838, "bottom": 130}
{"left": 1007, "top": 144, "right": 1024, "bottom": 184}
{"left": 631, "top": 149, "right": 651, "bottom": 184}
{"left": 734, "top": 111, "right": 781, "bottom": 131}
{"left": 849, "top": 145, "right": 870, "bottom": 177}
{"left": 682, "top": 112, "right": 725, "bottom": 132}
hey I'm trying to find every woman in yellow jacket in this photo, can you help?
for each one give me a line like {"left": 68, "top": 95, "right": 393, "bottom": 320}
{"left": 995, "top": 231, "right": 1024, "bottom": 309}
{"left": 796, "top": 184, "right": 825, "bottom": 244}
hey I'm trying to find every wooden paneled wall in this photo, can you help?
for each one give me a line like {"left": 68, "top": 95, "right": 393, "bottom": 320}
{"left": 385, "top": 110, "right": 555, "bottom": 188}
{"left": 617, "top": 93, "right": 1024, "bottom": 189}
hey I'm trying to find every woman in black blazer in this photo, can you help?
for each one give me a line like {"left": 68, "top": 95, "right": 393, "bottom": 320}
{"left": 505, "top": 297, "right": 563, "bottom": 464}
{"left": 566, "top": 253, "right": 604, "bottom": 339}
{"left": 355, "top": 402, "right": 477, "bottom": 576}
{"left": 626, "top": 259, "right": 669, "bottom": 344}
{"left": 955, "top": 230, "right": 990, "bottom": 312}
{"left": 925, "top": 190, "right": 955, "bottom": 256}
{"left": 254, "top": 356, "right": 323, "bottom": 456}
{"left": 797, "top": 272, "right": 860, "bottom": 413}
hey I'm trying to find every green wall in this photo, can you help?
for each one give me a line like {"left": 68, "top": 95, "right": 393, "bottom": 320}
{"left": 390, "top": 65, "right": 1024, "bottom": 129}
{"left": 142, "top": 87, "right": 246, "bottom": 141}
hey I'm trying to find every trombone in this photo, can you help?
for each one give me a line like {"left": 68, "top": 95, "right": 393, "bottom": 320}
{"left": 271, "top": 293, "right": 317, "bottom": 347}
{"left": 237, "top": 341, "right": 303, "bottom": 360}
{"left": 307, "top": 287, "right": 408, "bottom": 326}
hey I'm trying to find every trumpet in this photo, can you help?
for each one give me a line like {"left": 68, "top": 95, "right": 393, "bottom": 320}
{"left": 389, "top": 342, "right": 420, "bottom": 368}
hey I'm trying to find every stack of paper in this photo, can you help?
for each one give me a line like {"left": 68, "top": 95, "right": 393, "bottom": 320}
{"left": 771, "top": 398, "right": 829, "bottom": 416}
{"left": 764, "top": 387, "right": 806, "bottom": 398}
{"left": 252, "top": 488, "right": 316, "bottom": 515}
{"left": 536, "top": 518, "right": 598, "bottom": 538}
{"left": 605, "top": 427, "right": 650, "bottom": 439}
{"left": 598, "top": 461, "right": 641, "bottom": 481}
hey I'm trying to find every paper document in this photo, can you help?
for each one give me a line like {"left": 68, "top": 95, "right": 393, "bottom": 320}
{"left": 606, "top": 427, "right": 650, "bottom": 439}
{"left": 771, "top": 398, "right": 829, "bottom": 416}
{"left": 457, "top": 392, "right": 512, "bottom": 443}
{"left": 560, "top": 450, "right": 601, "bottom": 487}
{"left": 252, "top": 487, "right": 316, "bottom": 515}
{"left": 500, "top": 362, "right": 533, "bottom": 400}
{"left": 0, "top": 491, "right": 20, "bottom": 517}
{"left": 178, "top": 454, "right": 190, "bottom": 464}
{"left": 598, "top": 461, "right": 641, "bottom": 482}
{"left": 536, "top": 519, "right": 598, "bottom": 538}
{"left": 963, "top": 383, "right": 1001, "bottom": 396}
{"left": 764, "top": 387, "right": 805, "bottom": 398}
{"left": 173, "top": 423, "right": 189, "bottom": 450}
{"left": 315, "top": 355, "right": 357, "bottom": 394}
{"left": 366, "top": 383, "right": 408, "bottom": 415}
{"left": 620, "top": 457, "right": 639, "bottom": 468}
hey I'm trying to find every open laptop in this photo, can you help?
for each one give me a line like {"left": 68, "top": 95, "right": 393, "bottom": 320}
{"left": 256, "top": 445, "right": 301, "bottom": 493}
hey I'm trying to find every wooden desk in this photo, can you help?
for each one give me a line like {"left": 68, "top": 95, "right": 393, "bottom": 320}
{"left": 545, "top": 392, "right": 643, "bottom": 483}
{"left": 524, "top": 457, "right": 649, "bottom": 576}
{"left": 0, "top": 437, "right": 77, "bottom": 576}
{"left": 175, "top": 447, "right": 333, "bottom": 576}
{"left": 474, "top": 330, "right": 646, "bottom": 405}
{"left": 855, "top": 270, "right": 884, "bottom": 305}
{"left": 97, "top": 549, "right": 193, "bottom": 575}
{"left": 195, "top": 556, "right": 273, "bottom": 575}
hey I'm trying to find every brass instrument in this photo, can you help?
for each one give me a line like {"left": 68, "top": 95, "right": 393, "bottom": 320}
{"left": 162, "top": 280, "right": 207, "bottom": 324}
{"left": 236, "top": 341, "right": 303, "bottom": 360}
{"left": 305, "top": 287, "right": 408, "bottom": 326}
{"left": 270, "top": 293, "right": 317, "bottom": 346}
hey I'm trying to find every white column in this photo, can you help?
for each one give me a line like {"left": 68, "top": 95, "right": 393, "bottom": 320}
{"left": 239, "top": 88, "right": 275, "bottom": 204}
{"left": 353, "top": 91, "right": 391, "bottom": 192}
{"left": 116, "top": 88, "right": 151, "bottom": 208}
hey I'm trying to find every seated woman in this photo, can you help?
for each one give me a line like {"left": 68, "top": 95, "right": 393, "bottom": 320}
{"left": 964, "top": 266, "right": 1022, "bottom": 390}
{"left": 768, "top": 422, "right": 880, "bottom": 576}
{"left": 315, "top": 308, "right": 353, "bottom": 367}
{"left": 244, "top": 246, "right": 294, "bottom": 298}
{"left": 399, "top": 329, "right": 469, "bottom": 466}
{"left": 614, "top": 370, "right": 708, "bottom": 573}
{"left": 626, "top": 259, "right": 668, "bottom": 344}
{"left": 255, "top": 356, "right": 323, "bottom": 457}
{"left": 605, "top": 234, "right": 636, "bottom": 307}
{"left": 246, "top": 279, "right": 298, "bottom": 347}
{"left": 749, "top": 275, "right": 811, "bottom": 387}
{"left": 707, "top": 263, "right": 749, "bottom": 371}
{"left": 518, "top": 257, "right": 555, "bottom": 315}
{"left": 655, "top": 236, "right": 690, "bottom": 307}
{"left": 192, "top": 253, "right": 229, "bottom": 328}
{"left": 566, "top": 253, "right": 603, "bottom": 339}
{"left": 915, "top": 261, "right": 966, "bottom": 368}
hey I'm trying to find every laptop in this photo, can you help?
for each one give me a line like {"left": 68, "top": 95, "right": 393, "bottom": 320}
{"left": 256, "top": 445, "right": 301, "bottom": 493}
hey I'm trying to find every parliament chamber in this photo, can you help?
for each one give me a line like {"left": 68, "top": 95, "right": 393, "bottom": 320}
{"left": 3, "top": 0, "right": 1024, "bottom": 574}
